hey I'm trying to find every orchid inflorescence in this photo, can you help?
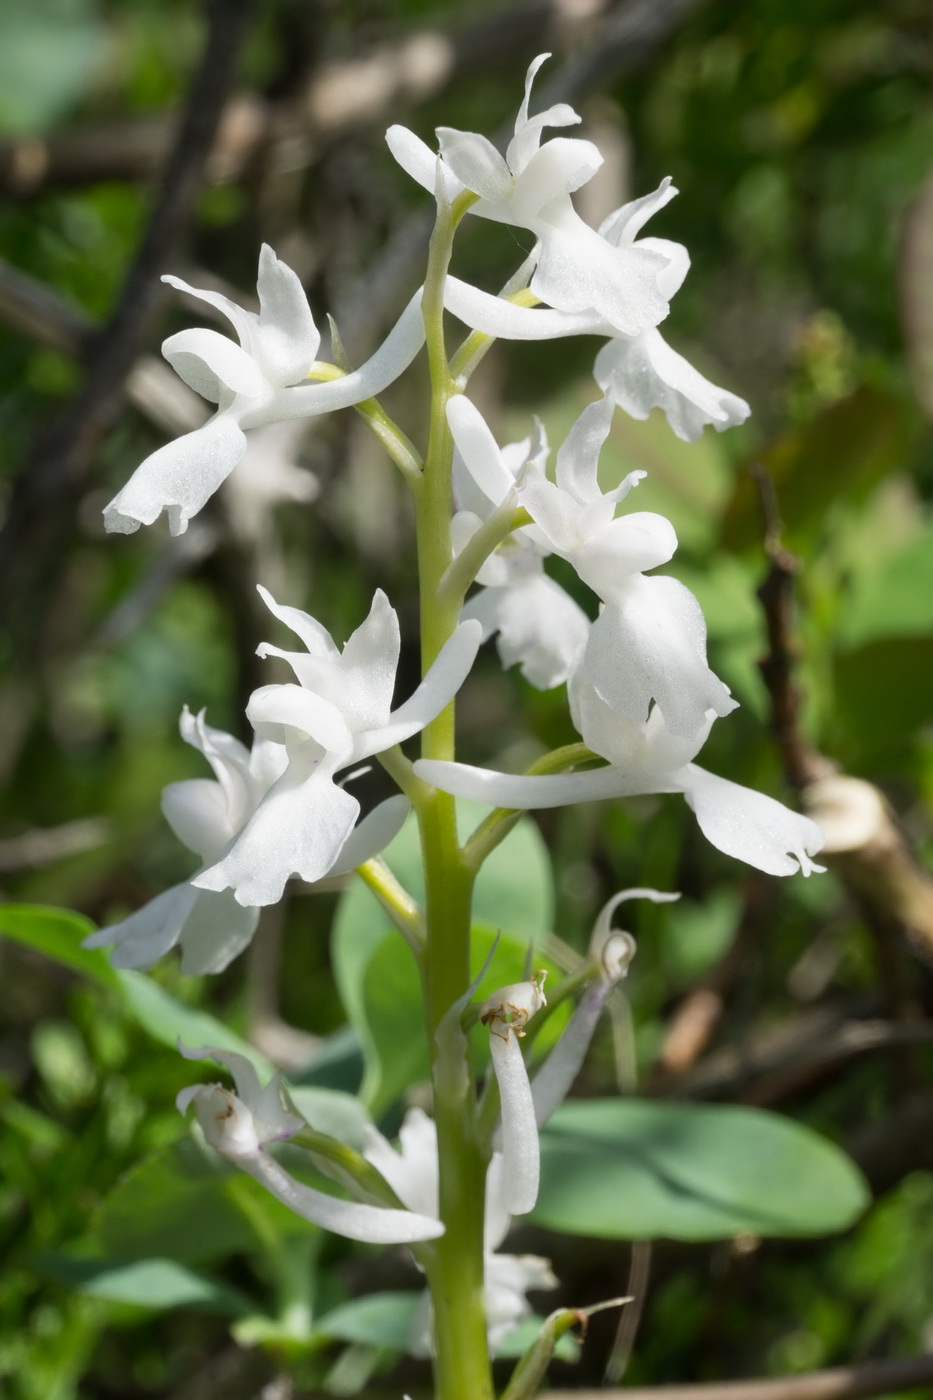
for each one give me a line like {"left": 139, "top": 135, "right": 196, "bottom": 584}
{"left": 90, "top": 55, "right": 825, "bottom": 1400}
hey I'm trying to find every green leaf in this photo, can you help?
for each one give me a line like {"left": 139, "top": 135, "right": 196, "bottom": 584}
{"left": 0, "top": 904, "right": 117, "bottom": 988}
{"left": 315, "top": 1292, "right": 420, "bottom": 1348}
{"left": 92, "top": 1135, "right": 315, "bottom": 1265}
{"left": 832, "top": 636, "right": 933, "bottom": 763}
{"left": 0, "top": 902, "right": 271, "bottom": 1076}
{"left": 285, "top": 1087, "right": 372, "bottom": 1152}
{"left": 532, "top": 1099, "right": 870, "bottom": 1241}
{"left": 0, "top": 1, "right": 107, "bottom": 135}
{"left": 837, "top": 524, "right": 933, "bottom": 650}
{"left": 40, "top": 1255, "right": 250, "bottom": 1314}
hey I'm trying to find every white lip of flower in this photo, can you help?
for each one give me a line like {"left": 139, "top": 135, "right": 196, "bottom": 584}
{"left": 529, "top": 887, "right": 679, "bottom": 1129}
{"left": 386, "top": 54, "right": 671, "bottom": 337}
{"left": 82, "top": 706, "right": 408, "bottom": 974}
{"left": 192, "top": 587, "right": 480, "bottom": 907}
{"left": 480, "top": 971, "right": 547, "bottom": 1217}
{"left": 448, "top": 395, "right": 589, "bottom": 689}
{"left": 443, "top": 179, "right": 750, "bottom": 444}
{"left": 177, "top": 1045, "right": 444, "bottom": 1245}
{"left": 104, "top": 244, "right": 426, "bottom": 536}
{"left": 415, "top": 671, "right": 826, "bottom": 879}
{"left": 362, "top": 1108, "right": 557, "bottom": 1357}
{"left": 506, "top": 395, "right": 736, "bottom": 738}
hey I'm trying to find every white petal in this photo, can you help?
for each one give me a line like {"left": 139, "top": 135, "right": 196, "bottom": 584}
{"left": 436, "top": 128, "right": 512, "bottom": 202}
{"left": 447, "top": 396, "right": 515, "bottom": 506}
{"left": 572, "top": 511, "right": 679, "bottom": 597}
{"left": 338, "top": 589, "right": 401, "bottom": 731}
{"left": 178, "top": 707, "right": 258, "bottom": 834}
{"left": 178, "top": 888, "right": 260, "bottom": 975}
{"left": 531, "top": 213, "right": 670, "bottom": 336}
{"left": 385, "top": 124, "right": 462, "bottom": 200}
{"left": 531, "top": 981, "right": 613, "bottom": 1129}
{"left": 598, "top": 177, "right": 678, "bottom": 245}
{"left": 488, "top": 1031, "right": 539, "bottom": 1215}
{"left": 595, "top": 330, "right": 751, "bottom": 443}
{"left": 555, "top": 397, "right": 615, "bottom": 504}
{"left": 239, "top": 1151, "right": 445, "bottom": 1243}
{"left": 515, "top": 466, "right": 582, "bottom": 555}
{"left": 103, "top": 414, "right": 247, "bottom": 536}
{"left": 161, "top": 778, "right": 230, "bottom": 862}
{"left": 569, "top": 668, "right": 709, "bottom": 772}
{"left": 444, "top": 277, "right": 606, "bottom": 339}
{"left": 162, "top": 327, "right": 265, "bottom": 401}
{"left": 589, "top": 886, "right": 679, "bottom": 984}
{"left": 278, "top": 291, "right": 425, "bottom": 418}
{"left": 677, "top": 764, "right": 826, "bottom": 877}
{"left": 362, "top": 1108, "right": 439, "bottom": 1218}
{"left": 83, "top": 882, "right": 199, "bottom": 969}
{"left": 255, "top": 243, "right": 321, "bottom": 386}
{"left": 466, "top": 574, "right": 590, "bottom": 690}
{"left": 194, "top": 752, "right": 360, "bottom": 906}
{"left": 584, "top": 577, "right": 738, "bottom": 737}
{"left": 414, "top": 757, "right": 675, "bottom": 808}
{"left": 511, "top": 137, "right": 603, "bottom": 218}
{"left": 246, "top": 683, "right": 353, "bottom": 755}
{"left": 484, "top": 1152, "right": 512, "bottom": 1254}
{"left": 638, "top": 236, "right": 690, "bottom": 300}
{"left": 162, "top": 273, "right": 255, "bottom": 347}
{"left": 355, "top": 620, "right": 481, "bottom": 757}
{"left": 327, "top": 795, "right": 410, "bottom": 876}
{"left": 257, "top": 584, "right": 340, "bottom": 658}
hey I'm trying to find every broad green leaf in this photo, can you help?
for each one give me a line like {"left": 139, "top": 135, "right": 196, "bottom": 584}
{"left": 832, "top": 636, "right": 933, "bottom": 763}
{"left": 115, "top": 970, "right": 272, "bottom": 1075}
{"left": 0, "top": 904, "right": 117, "bottom": 988}
{"left": 40, "top": 1255, "right": 250, "bottom": 1314}
{"left": 0, "top": 902, "right": 271, "bottom": 1076}
{"left": 837, "top": 525, "right": 933, "bottom": 649}
{"left": 532, "top": 1099, "right": 869, "bottom": 1241}
{"left": 315, "top": 1292, "right": 420, "bottom": 1348}
{"left": 92, "top": 1135, "right": 315, "bottom": 1265}
{"left": 0, "top": 1, "right": 107, "bottom": 135}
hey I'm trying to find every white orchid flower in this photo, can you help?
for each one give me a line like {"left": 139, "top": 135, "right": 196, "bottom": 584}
{"left": 481, "top": 971, "right": 548, "bottom": 1216}
{"left": 530, "top": 889, "right": 679, "bottom": 1127}
{"left": 510, "top": 396, "right": 736, "bottom": 737}
{"left": 104, "top": 244, "right": 425, "bottom": 536}
{"left": 444, "top": 181, "right": 750, "bottom": 443}
{"left": 84, "top": 707, "right": 406, "bottom": 973}
{"left": 362, "top": 1108, "right": 557, "bottom": 1356}
{"left": 415, "top": 664, "right": 826, "bottom": 879}
{"left": 387, "top": 55, "right": 671, "bottom": 337}
{"left": 194, "top": 588, "right": 480, "bottom": 907}
{"left": 448, "top": 395, "right": 589, "bottom": 689}
{"left": 177, "top": 1045, "right": 444, "bottom": 1245}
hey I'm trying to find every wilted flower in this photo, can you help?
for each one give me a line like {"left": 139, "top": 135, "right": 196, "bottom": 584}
{"left": 480, "top": 971, "right": 548, "bottom": 1216}
{"left": 178, "top": 1045, "right": 444, "bottom": 1244}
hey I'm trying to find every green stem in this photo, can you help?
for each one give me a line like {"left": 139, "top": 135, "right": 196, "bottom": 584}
{"left": 437, "top": 502, "right": 533, "bottom": 611}
{"left": 463, "top": 743, "right": 598, "bottom": 873}
{"left": 449, "top": 288, "right": 541, "bottom": 385}
{"left": 305, "top": 361, "right": 423, "bottom": 487}
{"left": 415, "top": 183, "right": 494, "bottom": 1400}
{"left": 354, "top": 858, "right": 424, "bottom": 951}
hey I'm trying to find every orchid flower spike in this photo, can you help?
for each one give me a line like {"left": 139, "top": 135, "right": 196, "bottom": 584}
{"left": 177, "top": 1045, "right": 443, "bottom": 1245}
{"left": 415, "top": 667, "right": 825, "bottom": 879}
{"left": 104, "top": 245, "right": 425, "bottom": 535}
{"left": 362, "top": 1108, "right": 557, "bottom": 1356}
{"left": 443, "top": 178, "right": 750, "bottom": 443}
{"left": 193, "top": 587, "right": 480, "bottom": 906}
{"left": 480, "top": 971, "right": 547, "bottom": 1216}
{"left": 84, "top": 706, "right": 408, "bottom": 973}
{"left": 387, "top": 55, "right": 672, "bottom": 336}
{"left": 531, "top": 888, "right": 680, "bottom": 1128}
{"left": 448, "top": 395, "right": 590, "bottom": 688}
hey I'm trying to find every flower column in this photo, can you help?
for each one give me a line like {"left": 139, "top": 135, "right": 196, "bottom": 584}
{"left": 415, "top": 178, "right": 494, "bottom": 1400}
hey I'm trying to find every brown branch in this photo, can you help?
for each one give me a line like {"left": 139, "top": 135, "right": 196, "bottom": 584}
{"left": 0, "top": 0, "right": 254, "bottom": 658}
{"left": 545, "top": 1351, "right": 933, "bottom": 1400}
